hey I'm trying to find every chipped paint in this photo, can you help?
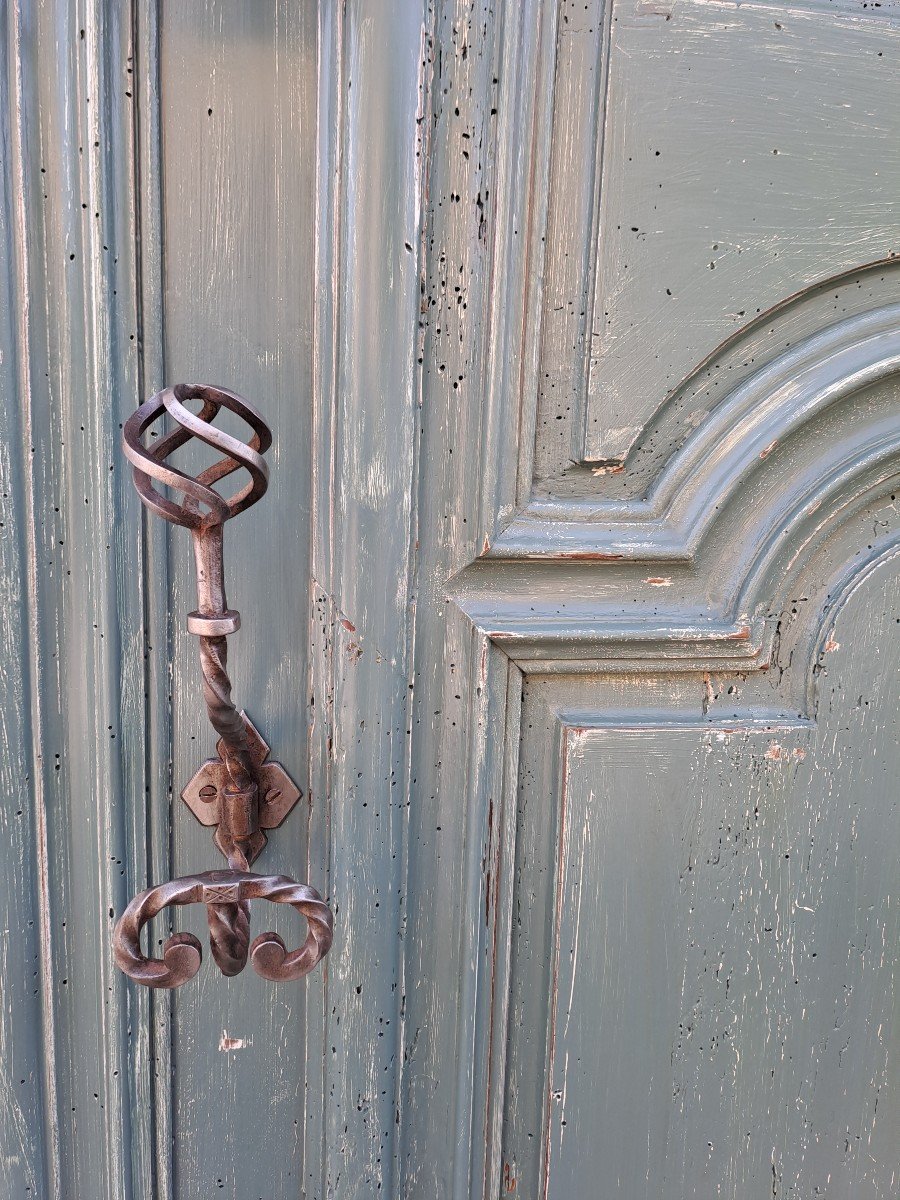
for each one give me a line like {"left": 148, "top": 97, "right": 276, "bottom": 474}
{"left": 218, "top": 1031, "right": 249, "bottom": 1053}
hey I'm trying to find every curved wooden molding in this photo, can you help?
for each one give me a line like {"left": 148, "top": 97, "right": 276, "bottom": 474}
{"left": 453, "top": 456, "right": 898, "bottom": 673}
{"left": 490, "top": 304, "right": 900, "bottom": 560}
{"left": 735, "top": 426, "right": 899, "bottom": 624}
{"left": 452, "top": 306, "right": 900, "bottom": 673}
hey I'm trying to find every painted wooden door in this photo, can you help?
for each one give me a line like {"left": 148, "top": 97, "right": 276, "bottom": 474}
{"left": 1, "top": 2, "right": 897, "bottom": 1199}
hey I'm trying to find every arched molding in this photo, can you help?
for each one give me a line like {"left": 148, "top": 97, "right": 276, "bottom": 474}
{"left": 452, "top": 463, "right": 899, "bottom": 676}
{"left": 574, "top": 257, "right": 900, "bottom": 483}
{"left": 452, "top": 304, "right": 900, "bottom": 675}
{"left": 490, "top": 304, "right": 900, "bottom": 561}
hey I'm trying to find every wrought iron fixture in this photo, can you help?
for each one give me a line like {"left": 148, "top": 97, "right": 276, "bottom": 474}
{"left": 112, "top": 384, "right": 333, "bottom": 988}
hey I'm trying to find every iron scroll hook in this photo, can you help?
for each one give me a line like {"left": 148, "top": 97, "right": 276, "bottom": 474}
{"left": 113, "top": 385, "right": 333, "bottom": 987}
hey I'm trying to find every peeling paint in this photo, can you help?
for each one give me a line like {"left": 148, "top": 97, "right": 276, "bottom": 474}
{"left": 218, "top": 1031, "right": 249, "bottom": 1053}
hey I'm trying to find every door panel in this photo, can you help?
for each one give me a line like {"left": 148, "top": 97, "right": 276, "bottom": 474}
{"left": 588, "top": 1, "right": 900, "bottom": 461}
{"left": 505, "top": 545, "right": 899, "bottom": 1194}
{"left": 437, "top": 1, "right": 900, "bottom": 1196}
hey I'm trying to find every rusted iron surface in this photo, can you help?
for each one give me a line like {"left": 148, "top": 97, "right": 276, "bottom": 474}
{"left": 113, "top": 385, "right": 332, "bottom": 987}
{"left": 113, "top": 870, "right": 333, "bottom": 989}
{"left": 181, "top": 715, "right": 303, "bottom": 859}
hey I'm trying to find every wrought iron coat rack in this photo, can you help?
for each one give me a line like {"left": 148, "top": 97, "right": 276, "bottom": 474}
{"left": 112, "top": 384, "right": 333, "bottom": 988}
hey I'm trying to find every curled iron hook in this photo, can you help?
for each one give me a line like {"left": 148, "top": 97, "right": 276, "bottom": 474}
{"left": 114, "top": 872, "right": 333, "bottom": 989}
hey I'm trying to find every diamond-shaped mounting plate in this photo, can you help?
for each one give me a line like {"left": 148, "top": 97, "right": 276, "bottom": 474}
{"left": 181, "top": 712, "right": 302, "bottom": 865}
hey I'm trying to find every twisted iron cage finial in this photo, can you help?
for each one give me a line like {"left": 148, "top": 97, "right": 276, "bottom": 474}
{"left": 113, "top": 385, "right": 332, "bottom": 988}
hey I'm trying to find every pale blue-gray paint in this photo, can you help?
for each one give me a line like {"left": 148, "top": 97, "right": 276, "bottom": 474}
{"left": 1, "top": 2, "right": 897, "bottom": 1198}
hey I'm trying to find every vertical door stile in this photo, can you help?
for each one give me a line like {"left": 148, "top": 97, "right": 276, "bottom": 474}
{"left": 0, "top": 3, "right": 59, "bottom": 1195}
{"left": 309, "top": 2, "right": 428, "bottom": 1196}
{"left": 0, "top": 1, "right": 167, "bottom": 1197}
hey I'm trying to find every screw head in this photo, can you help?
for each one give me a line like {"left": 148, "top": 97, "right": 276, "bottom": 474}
{"left": 180, "top": 713, "right": 303, "bottom": 852}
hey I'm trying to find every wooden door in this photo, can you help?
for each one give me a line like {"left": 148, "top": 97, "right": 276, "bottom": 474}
{"left": 1, "top": 2, "right": 897, "bottom": 1198}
